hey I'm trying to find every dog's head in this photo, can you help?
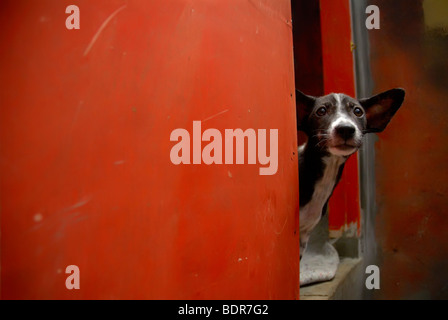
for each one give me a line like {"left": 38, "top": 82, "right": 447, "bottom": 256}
{"left": 296, "top": 88, "right": 405, "bottom": 156}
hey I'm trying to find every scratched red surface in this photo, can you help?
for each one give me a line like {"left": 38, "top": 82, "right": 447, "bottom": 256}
{"left": 320, "top": 0, "right": 361, "bottom": 237}
{"left": 0, "top": 0, "right": 299, "bottom": 299}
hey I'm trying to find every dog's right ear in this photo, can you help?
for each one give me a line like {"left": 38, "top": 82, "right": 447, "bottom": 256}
{"left": 359, "top": 88, "right": 405, "bottom": 133}
{"left": 296, "top": 90, "right": 316, "bottom": 131}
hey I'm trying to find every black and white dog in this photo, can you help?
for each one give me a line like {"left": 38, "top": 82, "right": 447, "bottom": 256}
{"left": 296, "top": 88, "right": 405, "bottom": 259}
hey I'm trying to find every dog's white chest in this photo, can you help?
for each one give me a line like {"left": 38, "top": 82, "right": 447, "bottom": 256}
{"left": 299, "top": 155, "right": 345, "bottom": 234}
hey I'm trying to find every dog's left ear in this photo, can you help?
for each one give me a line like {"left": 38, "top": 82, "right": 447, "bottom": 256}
{"left": 296, "top": 90, "right": 316, "bottom": 131}
{"left": 359, "top": 88, "right": 405, "bottom": 133}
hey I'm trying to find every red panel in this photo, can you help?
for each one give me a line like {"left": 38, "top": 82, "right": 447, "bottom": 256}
{"left": 0, "top": 0, "right": 299, "bottom": 299}
{"left": 319, "top": 0, "right": 361, "bottom": 237}
{"left": 368, "top": 0, "right": 448, "bottom": 299}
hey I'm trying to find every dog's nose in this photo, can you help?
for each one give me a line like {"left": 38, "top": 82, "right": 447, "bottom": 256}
{"left": 335, "top": 125, "right": 355, "bottom": 140}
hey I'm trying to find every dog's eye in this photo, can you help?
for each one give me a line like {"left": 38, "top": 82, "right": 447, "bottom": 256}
{"left": 316, "top": 107, "right": 327, "bottom": 116}
{"left": 353, "top": 107, "right": 364, "bottom": 117}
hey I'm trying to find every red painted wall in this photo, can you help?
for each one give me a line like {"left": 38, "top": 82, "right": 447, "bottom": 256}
{"left": 367, "top": 0, "right": 448, "bottom": 299}
{"left": 319, "top": 0, "right": 361, "bottom": 238}
{"left": 0, "top": 0, "right": 299, "bottom": 299}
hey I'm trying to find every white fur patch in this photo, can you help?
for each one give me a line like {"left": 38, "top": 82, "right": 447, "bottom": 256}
{"left": 328, "top": 146, "right": 357, "bottom": 156}
{"left": 330, "top": 94, "right": 358, "bottom": 134}
{"left": 327, "top": 94, "right": 362, "bottom": 156}
{"left": 299, "top": 155, "right": 345, "bottom": 248}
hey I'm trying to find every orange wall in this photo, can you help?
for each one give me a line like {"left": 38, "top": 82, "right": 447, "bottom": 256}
{"left": 0, "top": 0, "right": 299, "bottom": 299}
{"left": 367, "top": 0, "right": 448, "bottom": 299}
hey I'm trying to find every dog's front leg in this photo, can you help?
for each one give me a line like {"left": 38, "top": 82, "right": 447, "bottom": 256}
{"left": 299, "top": 232, "right": 310, "bottom": 260}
